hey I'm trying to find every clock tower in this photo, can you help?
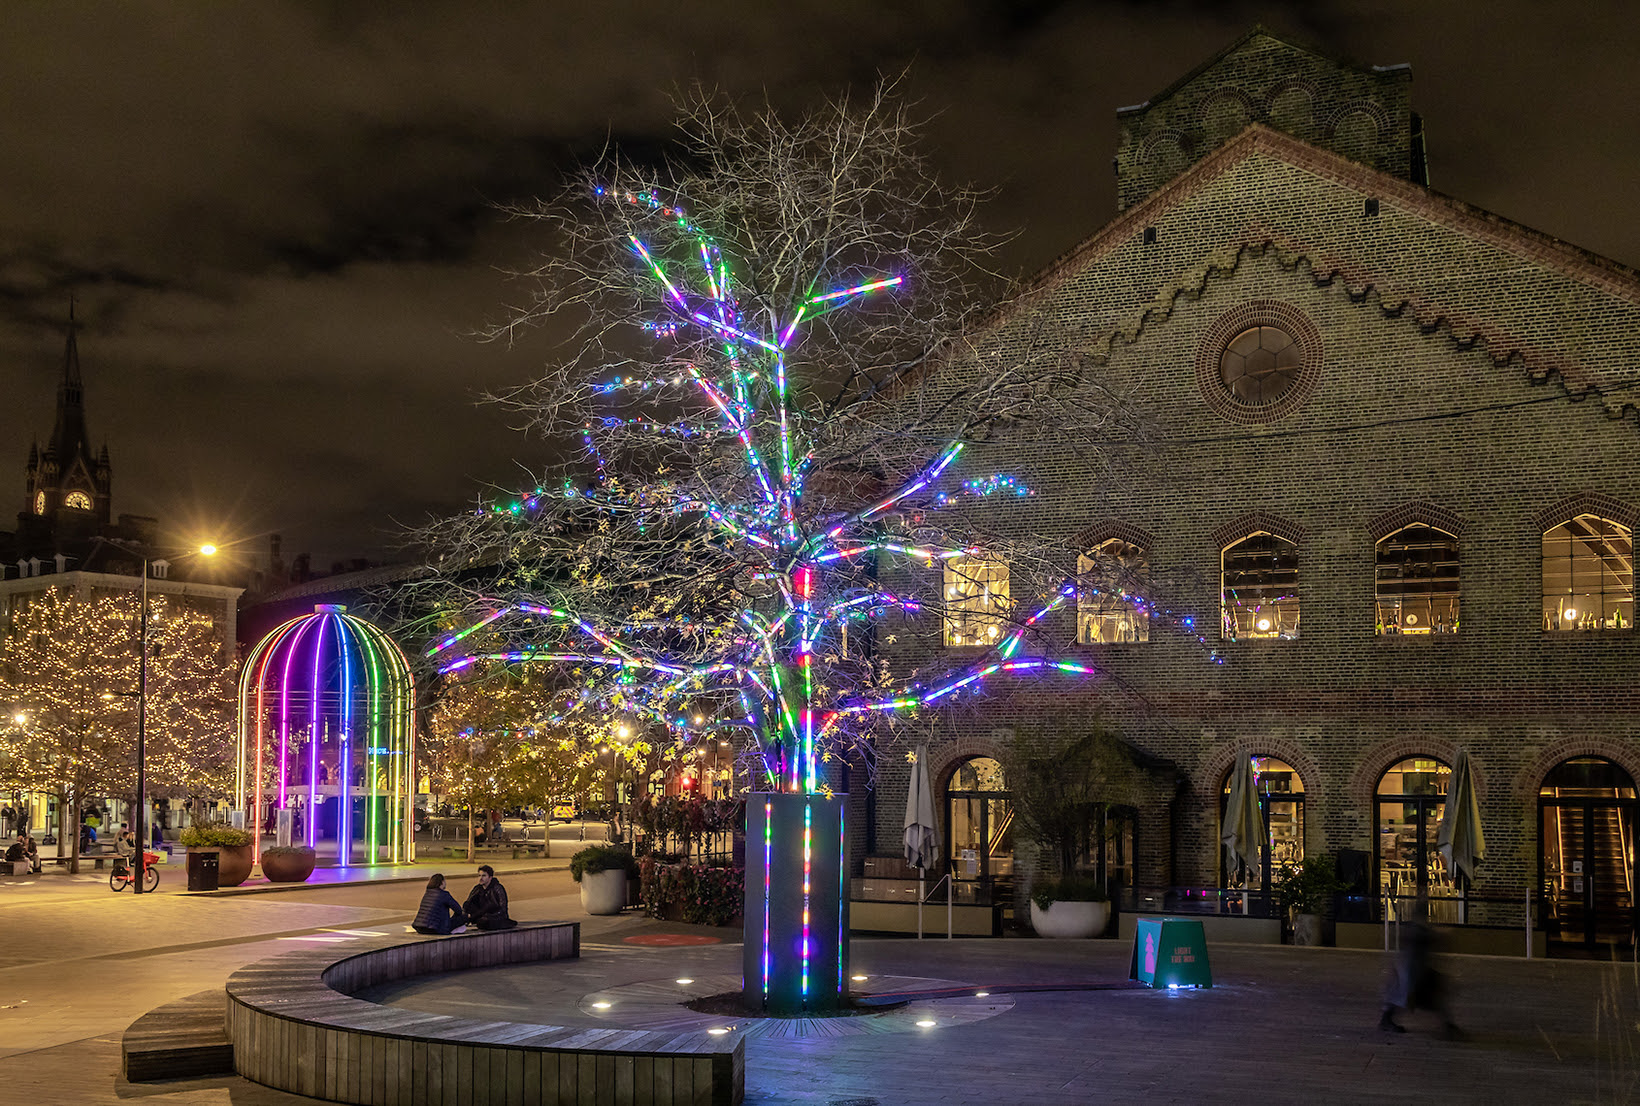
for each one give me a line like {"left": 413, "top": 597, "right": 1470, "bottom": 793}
{"left": 25, "top": 304, "right": 112, "bottom": 528}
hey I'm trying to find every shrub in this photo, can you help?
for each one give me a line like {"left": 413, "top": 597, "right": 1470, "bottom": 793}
{"left": 569, "top": 843, "right": 638, "bottom": 882}
{"left": 1030, "top": 875, "right": 1110, "bottom": 911}
{"left": 179, "top": 824, "right": 254, "bottom": 848}
{"left": 1275, "top": 855, "right": 1347, "bottom": 916}
{"left": 639, "top": 856, "right": 744, "bottom": 926}
{"left": 259, "top": 845, "right": 315, "bottom": 859}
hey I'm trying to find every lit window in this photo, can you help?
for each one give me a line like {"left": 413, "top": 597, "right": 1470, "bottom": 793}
{"left": 1376, "top": 525, "right": 1460, "bottom": 635}
{"left": 943, "top": 557, "right": 1009, "bottom": 647}
{"left": 1077, "top": 539, "right": 1149, "bottom": 643}
{"left": 1542, "top": 514, "right": 1632, "bottom": 631}
{"left": 1222, "top": 532, "right": 1299, "bottom": 640}
{"left": 64, "top": 490, "right": 92, "bottom": 511}
{"left": 1220, "top": 756, "right": 1305, "bottom": 887}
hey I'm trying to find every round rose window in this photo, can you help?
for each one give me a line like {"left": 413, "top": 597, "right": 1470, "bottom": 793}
{"left": 1220, "top": 326, "right": 1300, "bottom": 406}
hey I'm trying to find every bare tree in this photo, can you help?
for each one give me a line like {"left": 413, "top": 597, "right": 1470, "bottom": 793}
{"left": 411, "top": 79, "right": 1149, "bottom": 1010}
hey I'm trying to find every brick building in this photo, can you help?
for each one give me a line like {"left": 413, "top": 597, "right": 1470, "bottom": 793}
{"left": 866, "top": 28, "right": 1640, "bottom": 955}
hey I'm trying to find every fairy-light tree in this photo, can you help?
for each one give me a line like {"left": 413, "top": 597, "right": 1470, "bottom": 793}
{"left": 424, "top": 664, "right": 601, "bottom": 857}
{"left": 0, "top": 587, "right": 233, "bottom": 872}
{"left": 420, "top": 81, "right": 1152, "bottom": 1013}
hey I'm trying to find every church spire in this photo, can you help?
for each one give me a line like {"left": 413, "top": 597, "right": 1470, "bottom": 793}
{"left": 49, "top": 300, "right": 89, "bottom": 465}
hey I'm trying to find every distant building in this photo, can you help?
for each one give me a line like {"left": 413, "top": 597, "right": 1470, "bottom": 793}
{"left": 0, "top": 310, "right": 241, "bottom": 836}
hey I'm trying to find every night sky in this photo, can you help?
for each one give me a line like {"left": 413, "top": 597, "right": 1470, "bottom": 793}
{"left": 2, "top": 2, "right": 1635, "bottom": 571}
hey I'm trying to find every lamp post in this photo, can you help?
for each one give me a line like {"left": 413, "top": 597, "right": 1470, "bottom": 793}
{"left": 129, "top": 542, "right": 217, "bottom": 895}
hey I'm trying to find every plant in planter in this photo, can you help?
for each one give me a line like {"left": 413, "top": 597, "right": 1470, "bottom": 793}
{"left": 1275, "top": 855, "right": 1347, "bottom": 946}
{"left": 1029, "top": 874, "right": 1111, "bottom": 939}
{"left": 570, "top": 843, "right": 639, "bottom": 915}
{"left": 258, "top": 844, "right": 317, "bottom": 883}
{"left": 178, "top": 824, "right": 255, "bottom": 887}
{"left": 1009, "top": 725, "right": 1146, "bottom": 938}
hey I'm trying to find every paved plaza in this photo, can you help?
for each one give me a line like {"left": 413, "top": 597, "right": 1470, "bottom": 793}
{"left": 1, "top": 863, "right": 1636, "bottom": 1104}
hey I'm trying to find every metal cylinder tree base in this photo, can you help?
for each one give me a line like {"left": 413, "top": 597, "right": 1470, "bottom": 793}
{"left": 742, "top": 792, "right": 849, "bottom": 1015}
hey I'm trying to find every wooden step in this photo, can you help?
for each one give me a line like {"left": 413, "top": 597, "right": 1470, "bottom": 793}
{"left": 121, "top": 988, "right": 234, "bottom": 1082}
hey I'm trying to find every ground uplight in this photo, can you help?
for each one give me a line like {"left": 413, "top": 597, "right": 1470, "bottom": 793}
{"left": 915, "top": 1019, "right": 937, "bottom": 1028}
{"left": 592, "top": 1001, "right": 612, "bottom": 1009}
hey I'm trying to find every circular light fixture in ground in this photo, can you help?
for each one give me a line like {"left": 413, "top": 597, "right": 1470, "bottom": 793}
{"left": 916, "top": 1020, "right": 937, "bottom": 1028}
{"left": 708, "top": 1028, "right": 730, "bottom": 1036}
{"left": 852, "top": 974, "right": 868, "bottom": 981}
{"left": 975, "top": 991, "right": 989, "bottom": 997}
{"left": 676, "top": 978, "right": 694, "bottom": 985}
{"left": 592, "top": 1001, "right": 612, "bottom": 1009}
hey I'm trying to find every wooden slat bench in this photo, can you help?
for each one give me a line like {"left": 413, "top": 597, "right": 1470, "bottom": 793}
{"left": 223, "top": 921, "right": 743, "bottom": 1106}
{"left": 122, "top": 988, "right": 235, "bottom": 1081}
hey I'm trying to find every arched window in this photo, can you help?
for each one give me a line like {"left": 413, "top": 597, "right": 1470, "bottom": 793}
{"left": 1219, "top": 756, "right": 1306, "bottom": 899}
{"left": 1077, "top": 538, "right": 1149, "bottom": 644}
{"left": 947, "top": 756, "right": 1013, "bottom": 891}
{"left": 1542, "top": 514, "right": 1633, "bottom": 631}
{"left": 1538, "top": 756, "right": 1638, "bottom": 954}
{"left": 1376, "top": 524, "right": 1460, "bottom": 635}
{"left": 1222, "top": 532, "right": 1299, "bottom": 640}
{"left": 943, "top": 557, "right": 1010, "bottom": 646}
{"left": 1375, "top": 757, "right": 1455, "bottom": 914}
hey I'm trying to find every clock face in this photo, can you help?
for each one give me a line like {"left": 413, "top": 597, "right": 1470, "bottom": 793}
{"left": 64, "top": 490, "right": 92, "bottom": 511}
{"left": 33, "top": 491, "right": 45, "bottom": 515}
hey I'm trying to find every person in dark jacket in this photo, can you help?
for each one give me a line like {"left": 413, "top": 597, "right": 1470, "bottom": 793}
{"left": 463, "top": 865, "right": 517, "bottom": 930}
{"left": 412, "top": 873, "right": 467, "bottom": 935}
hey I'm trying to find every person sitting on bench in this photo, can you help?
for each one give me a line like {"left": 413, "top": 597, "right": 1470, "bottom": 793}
{"left": 463, "top": 865, "right": 516, "bottom": 930}
{"left": 411, "top": 873, "right": 467, "bottom": 935}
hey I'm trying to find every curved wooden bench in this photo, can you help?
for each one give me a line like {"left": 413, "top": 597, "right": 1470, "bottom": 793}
{"left": 225, "top": 922, "right": 743, "bottom": 1106}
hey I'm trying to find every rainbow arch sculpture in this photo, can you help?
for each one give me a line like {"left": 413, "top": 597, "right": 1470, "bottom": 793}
{"left": 237, "top": 605, "right": 416, "bottom": 865}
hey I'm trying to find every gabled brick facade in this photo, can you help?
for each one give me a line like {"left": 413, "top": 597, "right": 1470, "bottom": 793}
{"left": 866, "top": 32, "right": 1640, "bottom": 944}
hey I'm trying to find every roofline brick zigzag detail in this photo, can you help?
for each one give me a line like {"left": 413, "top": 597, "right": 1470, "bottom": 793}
{"left": 957, "top": 123, "right": 1640, "bottom": 425}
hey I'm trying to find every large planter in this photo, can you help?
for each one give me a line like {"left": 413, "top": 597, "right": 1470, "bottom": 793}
{"left": 1030, "top": 899, "right": 1111, "bottom": 939}
{"left": 216, "top": 844, "right": 254, "bottom": 887}
{"left": 579, "top": 868, "right": 628, "bottom": 915}
{"left": 260, "top": 847, "right": 316, "bottom": 883}
{"left": 1292, "top": 912, "right": 1323, "bottom": 947}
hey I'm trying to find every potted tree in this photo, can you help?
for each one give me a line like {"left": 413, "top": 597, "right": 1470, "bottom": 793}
{"left": 1275, "top": 855, "right": 1347, "bottom": 946}
{"left": 258, "top": 844, "right": 317, "bottom": 883}
{"left": 1009, "top": 726, "right": 1146, "bottom": 939}
{"left": 178, "top": 823, "right": 255, "bottom": 887}
{"left": 570, "top": 843, "right": 639, "bottom": 915}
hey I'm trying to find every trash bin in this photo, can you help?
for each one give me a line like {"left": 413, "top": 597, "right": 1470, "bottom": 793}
{"left": 186, "top": 849, "right": 220, "bottom": 892}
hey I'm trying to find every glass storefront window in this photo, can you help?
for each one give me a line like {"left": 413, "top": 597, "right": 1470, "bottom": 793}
{"left": 1376, "top": 756, "right": 1455, "bottom": 919}
{"left": 1539, "top": 757, "right": 1638, "bottom": 954}
{"left": 947, "top": 757, "right": 1014, "bottom": 898}
{"left": 1220, "top": 755, "right": 1305, "bottom": 890}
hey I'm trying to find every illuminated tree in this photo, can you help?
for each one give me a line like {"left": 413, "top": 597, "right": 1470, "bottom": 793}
{"left": 424, "top": 665, "right": 615, "bottom": 850}
{"left": 419, "top": 82, "right": 1155, "bottom": 1012}
{"left": 0, "top": 587, "right": 233, "bottom": 872}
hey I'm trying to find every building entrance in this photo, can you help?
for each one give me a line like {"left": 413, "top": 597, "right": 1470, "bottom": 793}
{"left": 1539, "top": 757, "right": 1637, "bottom": 958}
{"left": 946, "top": 756, "right": 1014, "bottom": 912}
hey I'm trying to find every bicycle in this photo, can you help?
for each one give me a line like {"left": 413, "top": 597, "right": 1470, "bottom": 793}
{"left": 110, "top": 851, "right": 160, "bottom": 893}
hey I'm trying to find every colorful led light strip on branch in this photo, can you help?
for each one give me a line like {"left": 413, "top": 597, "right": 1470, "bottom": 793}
{"left": 432, "top": 185, "right": 1181, "bottom": 1013}
{"left": 237, "top": 605, "right": 417, "bottom": 867}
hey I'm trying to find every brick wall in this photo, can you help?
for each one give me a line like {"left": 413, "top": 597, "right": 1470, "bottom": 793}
{"left": 870, "top": 125, "right": 1640, "bottom": 922}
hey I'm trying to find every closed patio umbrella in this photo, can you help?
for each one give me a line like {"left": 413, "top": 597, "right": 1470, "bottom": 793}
{"left": 1222, "top": 752, "right": 1264, "bottom": 913}
{"left": 903, "top": 744, "right": 939, "bottom": 938}
{"left": 1438, "top": 748, "right": 1486, "bottom": 921}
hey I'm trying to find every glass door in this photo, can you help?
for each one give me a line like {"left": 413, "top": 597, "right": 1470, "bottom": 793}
{"left": 946, "top": 757, "right": 1013, "bottom": 909}
{"left": 1539, "top": 757, "right": 1638, "bottom": 958}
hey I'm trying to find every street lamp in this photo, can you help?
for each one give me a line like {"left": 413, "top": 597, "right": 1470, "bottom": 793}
{"left": 127, "top": 542, "right": 218, "bottom": 894}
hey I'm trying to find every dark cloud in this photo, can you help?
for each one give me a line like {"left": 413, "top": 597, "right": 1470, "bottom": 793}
{"left": 0, "top": 0, "right": 1635, "bottom": 566}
